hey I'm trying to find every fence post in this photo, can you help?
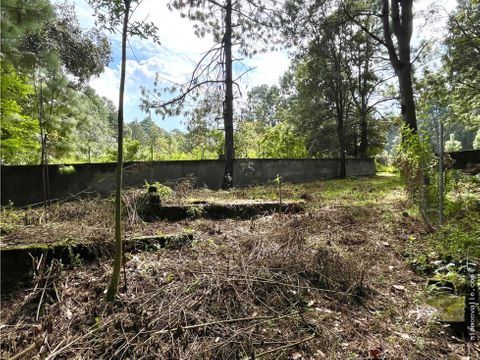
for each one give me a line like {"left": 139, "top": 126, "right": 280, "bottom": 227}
{"left": 438, "top": 120, "right": 444, "bottom": 227}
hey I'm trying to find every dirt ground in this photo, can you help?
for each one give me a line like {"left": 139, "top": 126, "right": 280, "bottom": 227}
{"left": 1, "top": 175, "right": 479, "bottom": 359}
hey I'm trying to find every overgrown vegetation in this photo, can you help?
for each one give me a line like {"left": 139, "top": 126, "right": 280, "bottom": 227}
{"left": 3, "top": 0, "right": 477, "bottom": 166}
{"left": 1, "top": 0, "right": 479, "bottom": 355}
{"left": 2, "top": 175, "right": 477, "bottom": 358}
{"left": 394, "top": 126, "right": 480, "bottom": 262}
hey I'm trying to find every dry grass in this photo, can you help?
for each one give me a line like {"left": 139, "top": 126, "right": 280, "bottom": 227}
{"left": 121, "top": 189, "right": 151, "bottom": 226}
{"left": 22, "top": 198, "right": 114, "bottom": 228}
{"left": 1, "top": 176, "right": 477, "bottom": 359}
{"left": 2, "top": 215, "right": 363, "bottom": 359}
{"left": 173, "top": 175, "right": 197, "bottom": 203}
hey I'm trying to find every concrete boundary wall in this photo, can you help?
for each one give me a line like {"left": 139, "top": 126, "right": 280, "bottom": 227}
{"left": 1, "top": 158, "right": 375, "bottom": 206}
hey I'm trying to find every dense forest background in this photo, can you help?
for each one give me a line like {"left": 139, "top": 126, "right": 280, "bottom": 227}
{"left": 1, "top": 0, "right": 478, "bottom": 166}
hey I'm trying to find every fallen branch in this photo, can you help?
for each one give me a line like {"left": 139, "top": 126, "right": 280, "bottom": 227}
{"left": 44, "top": 320, "right": 113, "bottom": 360}
{"left": 36, "top": 261, "right": 54, "bottom": 321}
{"left": 8, "top": 343, "right": 36, "bottom": 360}
{"left": 202, "top": 312, "right": 298, "bottom": 354}
{"left": 255, "top": 335, "right": 317, "bottom": 357}
{"left": 152, "top": 315, "right": 275, "bottom": 335}
{"left": 189, "top": 270, "right": 353, "bottom": 296}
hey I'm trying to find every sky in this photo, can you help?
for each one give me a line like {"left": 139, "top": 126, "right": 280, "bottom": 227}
{"left": 73, "top": 0, "right": 290, "bottom": 131}
{"left": 71, "top": 0, "right": 457, "bottom": 132}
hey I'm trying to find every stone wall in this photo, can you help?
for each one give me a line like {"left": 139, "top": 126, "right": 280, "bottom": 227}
{"left": 1, "top": 158, "right": 375, "bottom": 206}
{"left": 448, "top": 150, "right": 480, "bottom": 174}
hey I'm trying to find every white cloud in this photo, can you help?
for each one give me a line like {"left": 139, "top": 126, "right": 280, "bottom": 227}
{"left": 77, "top": 0, "right": 456, "bottom": 130}
{"left": 129, "top": 0, "right": 212, "bottom": 54}
{"left": 242, "top": 51, "right": 290, "bottom": 89}
{"left": 73, "top": 0, "right": 290, "bottom": 129}
{"left": 90, "top": 67, "right": 120, "bottom": 105}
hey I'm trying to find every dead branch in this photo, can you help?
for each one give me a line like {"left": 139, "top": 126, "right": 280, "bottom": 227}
{"left": 151, "top": 314, "right": 275, "bottom": 335}
{"left": 255, "top": 335, "right": 317, "bottom": 357}
{"left": 7, "top": 343, "right": 36, "bottom": 360}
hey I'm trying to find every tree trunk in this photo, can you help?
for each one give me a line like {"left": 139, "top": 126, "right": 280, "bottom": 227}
{"left": 337, "top": 114, "right": 346, "bottom": 178}
{"left": 397, "top": 63, "right": 417, "bottom": 132}
{"left": 41, "top": 143, "right": 47, "bottom": 204}
{"left": 353, "top": 123, "right": 359, "bottom": 158}
{"left": 382, "top": 0, "right": 417, "bottom": 133}
{"left": 359, "top": 44, "right": 369, "bottom": 158}
{"left": 333, "top": 36, "right": 346, "bottom": 179}
{"left": 359, "top": 107, "right": 368, "bottom": 158}
{"left": 44, "top": 134, "right": 51, "bottom": 203}
{"left": 222, "top": 0, "right": 234, "bottom": 190}
{"left": 106, "top": 0, "right": 130, "bottom": 302}
{"left": 345, "top": 0, "right": 418, "bottom": 135}
{"left": 38, "top": 77, "right": 50, "bottom": 207}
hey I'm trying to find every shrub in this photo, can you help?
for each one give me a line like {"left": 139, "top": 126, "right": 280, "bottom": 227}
{"left": 58, "top": 165, "right": 76, "bottom": 175}
{"left": 445, "top": 133, "right": 462, "bottom": 152}
{"left": 473, "top": 129, "right": 480, "bottom": 150}
{"left": 394, "top": 126, "right": 437, "bottom": 224}
{"left": 429, "top": 212, "right": 480, "bottom": 260}
{"left": 121, "top": 189, "right": 150, "bottom": 226}
{"left": 174, "top": 174, "right": 196, "bottom": 200}
{"left": 144, "top": 181, "right": 173, "bottom": 199}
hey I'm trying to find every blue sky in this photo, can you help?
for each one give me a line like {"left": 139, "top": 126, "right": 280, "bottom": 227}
{"left": 72, "top": 0, "right": 291, "bottom": 131}
{"left": 71, "top": 0, "right": 456, "bottom": 131}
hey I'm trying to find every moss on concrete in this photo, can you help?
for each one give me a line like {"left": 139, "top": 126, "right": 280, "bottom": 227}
{"left": 1, "top": 233, "right": 193, "bottom": 294}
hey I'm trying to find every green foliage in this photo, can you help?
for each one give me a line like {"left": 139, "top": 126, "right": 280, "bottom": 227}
{"left": 274, "top": 174, "right": 283, "bottom": 186}
{"left": 186, "top": 205, "right": 204, "bottom": 219}
{"left": 128, "top": 117, "right": 166, "bottom": 160}
{"left": 66, "top": 245, "right": 83, "bottom": 267}
{"left": 396, "top": 126, "right": 480, "bottom": 259}
{"left": 429, "top": 212, "right": 480, "bottom": 260}
{"left": 49, "top": 2, "right": 111, "bottom": 85}
{"left": 0, "top": 206, "right": 21, "bottom": 234}
{"left": 1, "top": 0, "right": 112, "bottom": 165}
{"left": 234, "top": 120, "right": 263, "bottom": 158}
{"left": 106, "top": 139, "right": 142, "bottom": 162}
{"left": 74, "top": 88, "right": 116, "bottom": 163}
{"left": 39, "top": 75, "right": 81, "bottom": 160}
{"left": 259, "top": 122, "right": 307, "bottom": 158}
{"left": 444, "top": 134, "right": 462, "bottom": 152}
{"left": 144, "top": 181, "right": 173, "bottom": 199}
{"left": 376, "top": 163, "right": 397, "bottom": 174}
{"left": 394, "top": 126, "right": 431, "bottom": 202}
{"left": 474, "top": 130, "right": 480, "bottom": 150}
{"left": 395, "top": 130, "right": 469, "bottom": 218}
{"left": 184, "top": 123, "right": 224, "bottom": 160}
{"left": 58, "top": 165, "right": 75, "bottom": 175}
{"left": 410, "top": 253, "right": 432, "bottom": 274}
{"left": 281, "top": 1, "right": 387, "bottom": 159}
{"left": 443, "top": 0, "right": 480, "bottom": 131}
{"left": 0, "top": 63, "right": 39, "bottom": 164}
{"left": 444, "top": 171, "right": 480, "bottom": 216}
{"left": 430, "top": 271, "right": 467, "bottom": 291}
{"left": 415, "top": 68, "right": 476, "bottom": 153}
{"left": 241, "top": 84, "right": 281, "bottom": 126}
{"left": 414, "top": 0, "right": 479, "bottom": 153}
{"left": 165, "top": 272, "right": 174, "bottom": 283}
{"left": 0, "top": 0, "right": 55, "bottom": 62}
{"left": 94, "top": 317, "right": 102, "bottom": 329}
{"left": 124, "top": 139, "right": 141, "bottom": 162}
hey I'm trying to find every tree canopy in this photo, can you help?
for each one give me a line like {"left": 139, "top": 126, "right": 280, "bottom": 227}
{"left": 1, "top": 0, "right": 478, "bottom": 168}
